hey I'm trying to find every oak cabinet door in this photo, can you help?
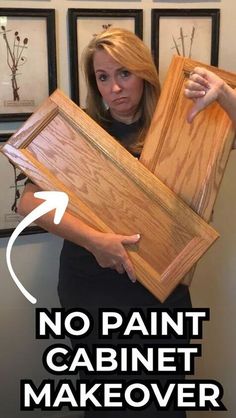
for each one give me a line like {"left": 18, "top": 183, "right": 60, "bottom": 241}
{"left": 141, "top": 56, "right": 236, "bottom": 220}
{"left": 140, "top": 56, "right": 236, "bottom": 285}
{"left": 1, "top": 89, "right": 218, "bottom": 302}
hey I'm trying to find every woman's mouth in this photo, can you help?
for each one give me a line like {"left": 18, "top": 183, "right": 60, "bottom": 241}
{"left": 113, "top": 97, "right": 127, "bottom": 104}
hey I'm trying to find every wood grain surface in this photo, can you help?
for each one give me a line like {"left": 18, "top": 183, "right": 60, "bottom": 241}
{"left": 140, "top": 56, "right": 236, "bottom": 285}
{"left": 1, "top": 89, "right": 218, "bottom": 301}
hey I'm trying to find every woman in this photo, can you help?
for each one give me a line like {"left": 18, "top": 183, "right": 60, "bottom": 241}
{"left": 18, "top": 28, "right": 191, "bottom": 417}
{"left": 184, "top": 66, "right": 236, "bottom": 129}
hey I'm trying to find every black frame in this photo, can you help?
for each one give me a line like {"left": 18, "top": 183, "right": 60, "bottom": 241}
{"left": 0, "top": 133, "right": 46, "bottom": 237}
{"left": 0, "top": 8, "right": 57, "bottom": 122}
{"left": 151, "top": 8, "right": 220, "bottom": 71}
{"left": 68, "top": 8, "right": 143, "bottom": 106}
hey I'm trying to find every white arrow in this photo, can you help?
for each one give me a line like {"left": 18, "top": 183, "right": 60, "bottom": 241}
{"left": 6, "top": 191, "right": 69, "bottom": 305}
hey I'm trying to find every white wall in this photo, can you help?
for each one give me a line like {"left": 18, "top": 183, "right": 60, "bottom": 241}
{"left": 0, "top": 1, "right": 235, "bottom": 417}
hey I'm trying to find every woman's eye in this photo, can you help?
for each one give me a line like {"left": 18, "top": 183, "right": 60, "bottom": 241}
{"left": 120, "top": 70, "right": 130, "bottom": 78}
{"left": 98, "top": 73, "right": 108, "bottom": 82}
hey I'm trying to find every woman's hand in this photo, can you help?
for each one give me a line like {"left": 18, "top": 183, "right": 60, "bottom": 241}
{"left": 184, "top": 67, "right": 226, "bottom": 123}
{"left": 87, "top": 232, "right": 140, "bottom": 283}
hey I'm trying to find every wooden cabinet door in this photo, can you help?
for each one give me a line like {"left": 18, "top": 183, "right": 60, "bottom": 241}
{"left": 1, "top": 89, "right": 218, "bottom": 302}
{"left": 140, "top": 56, "right": 236, "bottom": 285}
{"left": 141, "top": 56, "right": 236, "bottom": 220}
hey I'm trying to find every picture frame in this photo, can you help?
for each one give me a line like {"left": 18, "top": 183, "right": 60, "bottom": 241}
{"left": 0, "top": 8, "right": 57, "bottom": 122}
{"left": 68, "top": 8, "right": 143, "bottom": 108}
{"left": 151, "top": 8, "right": 220, "bottom": 84}
{"left": 0, "top": 133, "right": 46, "bottom": 237}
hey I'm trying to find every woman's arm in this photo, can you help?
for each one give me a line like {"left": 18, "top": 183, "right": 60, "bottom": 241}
{"left": 184, "top": 67, "right": 236, "bottom": 130}
{"left": 18, "top": 183, "right": 140, "bottom": 282}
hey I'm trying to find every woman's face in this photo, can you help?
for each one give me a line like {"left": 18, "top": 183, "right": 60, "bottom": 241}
{"left": 93, "top": 49, "right": 144, "bottom": 123}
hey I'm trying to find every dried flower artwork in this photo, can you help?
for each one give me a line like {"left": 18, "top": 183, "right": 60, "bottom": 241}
{"left": 9, "top": 163, "right": 26, "bottom": 213}
{"left": 93, "top": 23, "right": 112, "bottom": 38}
{"left": 171, "top": 26, "right": 195, "bottom": 58}
{"left": 0, "top": 26, "right": 29, "bottom": 101}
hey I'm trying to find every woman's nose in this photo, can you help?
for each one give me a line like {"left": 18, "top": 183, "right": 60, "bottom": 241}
{"left": 111, "top": 80, "right": 122, "bottom": 93}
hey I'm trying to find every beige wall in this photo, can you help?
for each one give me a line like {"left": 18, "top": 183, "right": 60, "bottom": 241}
{"left": 0, "top": 1, "right": 235, "bottom": 417}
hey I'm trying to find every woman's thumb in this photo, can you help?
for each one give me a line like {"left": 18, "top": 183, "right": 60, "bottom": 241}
{"left": 187, "top": 106, "right": 199, "bottom": 123}
{"left": 121, "top": 234, "right": 140, "bottom": 245}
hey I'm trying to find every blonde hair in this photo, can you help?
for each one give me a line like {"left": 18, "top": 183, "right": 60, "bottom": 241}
{"left": 81, "top": 27, "right": 161, "bottom": 153}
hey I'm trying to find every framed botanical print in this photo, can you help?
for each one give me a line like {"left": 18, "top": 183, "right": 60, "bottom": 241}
{"left": 152, "top": 8, "right": 220, "bottom": 84}
{"left": 0, "top": 8, "right": 57, "bottom": 122}
{"left": 0, "top": 133, "right": 46, "bottom": 237}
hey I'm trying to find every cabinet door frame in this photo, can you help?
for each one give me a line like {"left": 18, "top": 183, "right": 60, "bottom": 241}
{"left": 1, "top": 89, "right": 218, "bottom": 302}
